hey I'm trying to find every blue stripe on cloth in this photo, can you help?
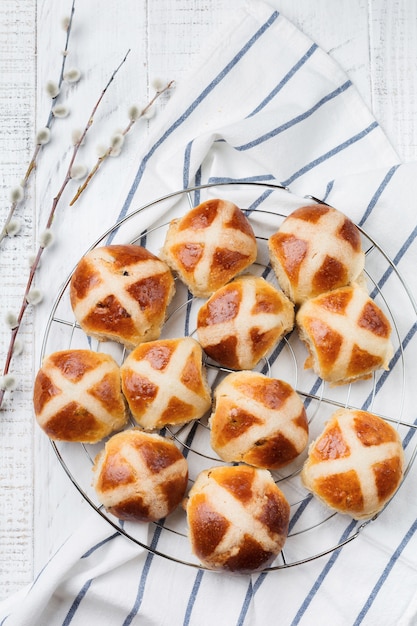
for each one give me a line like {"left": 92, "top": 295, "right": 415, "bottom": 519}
{"left": 353, "top": 515, "right": 417, "bottom": 625}
{"left": 402, "top": 416, "right": 417, "bottom": 449}
{"left": 246, "top": 188, "right": 275, "bottom": 215}
{"left": 122, "top": 525, "right": 164, "bottom": 626}
{"left": 288, "top": 494, "right": 314, "bottom": 533}
{"left": 358, "top": 164, "right": 400, "bottom": 226}
{"left": 183, "top": 140, "right": 193, "bottom": 189}
{"left": 183, "top": 569, "right": 204, "bottom": 626}
{"left": 207, "top": 174, "right": 275, "bottom": 184}
{"left": 235, "top": 579, "right": 254, "bottom": 626}
{"left": 362, "top": 321, "right": 417, "bottom": 411}
{"left": 370, "top": 223, "right": 417, "bottom": 297}
{"left": 110, "top": 10, "right": 281, "bottom": 232}
{"left": 182, "top": 420, "right": 200, "bottom": 459}
{"left": 290, "top": 520, "right": 358, "bottom": 625}
{"left": 62, "top": 579, "right": 93, "bottom": 626}
{"left": 193, "top": 165, "right": 203, "bottom": 205}
{"left": 236, "top": 80, "right": 351, "bottom": 151}
{"left": 248, "top": 44, "right": 318, "bottom": 117}
{"left": 184, "top": 290, "right": 194, "bottom": 337}
{"left": 81, "top": 532, "right": 120, "bottom": 558}
{"left": 322, "top": 179, "right": 334, "bottom": 202}
{"left": 24, "top": 533, "right": 74, "bottom": 595}
{"left": 281, "top": 121, "right": 379, "bottom": 187}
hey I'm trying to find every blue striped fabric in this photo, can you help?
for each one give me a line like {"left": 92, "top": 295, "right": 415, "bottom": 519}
{"left": 3, "top": 2, "right": 417, "bottom": 625}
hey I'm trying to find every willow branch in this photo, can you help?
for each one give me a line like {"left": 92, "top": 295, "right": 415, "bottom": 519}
{"left": 0, "top": 0, "right": 76, "bottom": 249}
{"left": 70, "top": 80, "right": 174, "bottom": 206}
{"left": 0, "top": 50, "right": 130, "bottom": 408}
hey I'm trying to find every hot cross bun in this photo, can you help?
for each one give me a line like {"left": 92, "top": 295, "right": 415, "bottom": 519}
{"left": 33, "top": 349, "right": 127, "bottom": 443}
{"left": 161, "top": 198, "right": 257, "bottom": 298}
{"left": 93, "top": 429, "right": 189, "bottom": 522}
{"left": 196, "top": 274, "right": 294, "bottom": 370}
{"left": 120, "top": 337, "right": 211, "bottom": 430}
{"left": 268, "top": 204, "right": 365, "bottom": 305}
{"left": 210, "top": 371, "right": 308, "bottom": 469}
{"left": 185, "top": 465, "right": 290, "bottom": 572}
{"left": 301, "top": 408, "right": 404, "bottom": 520}
{"left": 70, "top": 244, "right": 175, "bottom": 350}
{"left": 296, "top": 285, "right": 393, "bottom": 385}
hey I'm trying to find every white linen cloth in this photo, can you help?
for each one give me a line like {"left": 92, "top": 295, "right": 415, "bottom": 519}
{"left": 2, "top": 1, "right": 417, "bottom": 624}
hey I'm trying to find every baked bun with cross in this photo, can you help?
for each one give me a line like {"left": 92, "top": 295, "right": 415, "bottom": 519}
{"left": 161, "top": 198, "right": 257, "bottom": 298}
{"left": 93, "top": 429, "right": 188, "bottom": 522}
{"left": 268, "top": 204, "right": 365, "bottom": 305}
{"left": 185, "top": 465, "right": 290, "bottom": 572}
{"left": 301, "top": 408, "right": 404, "bottom": 520}
{"left": 296, "top": 284, "right": 393, "bottom": 385}
{"left": 70, "top": 244, "right": 175, "bottom": 350}
{"left": 196, "top": 274, "right": 294, "bottom": 370}
{"left": 120, "top": 337, "right": 211, "bottom": 430}
{"left": 210, "top": 371, "right": 308, "bottom": 469}
{"left": 33, "top": 349, "right": 127, "bottom": 443}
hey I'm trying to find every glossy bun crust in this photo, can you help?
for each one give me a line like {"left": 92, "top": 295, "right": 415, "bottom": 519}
{"left": 268, "top": 204, "right": 365, "bottom": 304}
{"left": 93, "top": 430, "right": 188, "bottom": 522}
{"left": 210, "top": 371, "right": 308, "bottom": 469}
{"left": 70, "top": 245, "right": 175, "bottom": 350}
{"left": 296, "top": 285, "right": 393, "bottom": 385}
{"left": 185, "top": 465, "right": 290, "bottom": 572}
{"left": 161, "top": 199, "right": 257, "bottom": 298}
{"left": 33, "top": 349, "right": 127, "bottom": 443}
{"left": 120, "top": 337, "right": 211, "bottom": 430}
{"left": 301, "top": 409, "right": 404, "bottom": 520}
{"left": 197, "top": 274, "right": 294, "bottom": 370}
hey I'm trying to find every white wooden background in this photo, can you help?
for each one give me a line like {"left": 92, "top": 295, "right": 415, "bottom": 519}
{"left": 1, "top": 0, "right": 416, "bottom": 601}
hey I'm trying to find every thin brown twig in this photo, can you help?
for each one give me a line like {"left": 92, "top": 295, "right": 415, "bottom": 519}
{"left": 69, "top": 80, "right": 174, "bottom": 206}
{"left": 0, "top": 49, "right": 131, "bottom": 408}
{"left": 0, "top": 0, "right": 76, "bottom": 249}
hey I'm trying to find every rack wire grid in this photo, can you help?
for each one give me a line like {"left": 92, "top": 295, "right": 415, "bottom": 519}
{"left": 40, "top": 181, "right": 417, "bottom": 571}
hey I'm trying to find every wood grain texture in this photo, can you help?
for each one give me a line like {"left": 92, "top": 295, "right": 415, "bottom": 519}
{"left": 0, "top": 0, "right": 37, "bottom": 600}
{"left": 0, "top": 0, "right": 416, "bottom": 601}
{"left": 369, "top": 0, "right": 417, "bottom": 161}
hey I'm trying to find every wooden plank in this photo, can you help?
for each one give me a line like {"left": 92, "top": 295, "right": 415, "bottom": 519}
{"left": 0, "top": 0, "right": 37, "bottom": 600}
{"left": 368, "top": 0, "right": 417, "bottom": 161}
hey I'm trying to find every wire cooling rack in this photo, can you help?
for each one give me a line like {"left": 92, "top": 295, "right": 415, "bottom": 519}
{"left": 41, "top": 181, "right": 417, "bottom": 571}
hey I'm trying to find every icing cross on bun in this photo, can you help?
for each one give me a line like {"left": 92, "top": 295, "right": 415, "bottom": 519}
{"left": 161, "top": 198, "right": 257, "bottom": 298}
{"left": 268, "top": 204, "right": 365, "bottom": 304}
{"left": 197, "top": 274, "right": 294, "bottom": 370}
{"left": 301, "top": 408, "right": 404, "bottom": 520}
{"left": 185, "top": 465, "right": 290, "bottom": 572}
{"left": 70, "top": 245, "right": 175, "bottom": 350}
{"left": 33, "top": 349, "right": 127, "bottom": 443}
{"left": 296, "top": 285, "right": 393, "bottom": 385}
{"left": 210, "top": 371, "right": 308, "bottom": 469}
{"left": 93, "top": 429, "right": 188, "bottom": 522}
{"left": 121, "top": 337, "right": 211, "bottom": 430}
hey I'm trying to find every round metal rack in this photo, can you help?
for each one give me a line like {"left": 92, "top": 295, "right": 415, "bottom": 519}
{"left": 41, "top": 181, "right": 417, "bottom": 571}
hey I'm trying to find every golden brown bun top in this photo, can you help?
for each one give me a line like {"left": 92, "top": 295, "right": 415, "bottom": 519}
{"left": 296, "top": 285, "right": 393, "bottom": 385}
{"left": 186, "top": 464, "right": 290, "bottom": 573}
{"left": 301, "top": 408, "right": 404, "bottom": 520}
{"left": 268, "top": 204, "right": 364, "bottom": 304}
{"left": 93, "top": 429, "right": 188, "bottom": 523}
{"left": 70, "top": 244, "right": 174, "bottom": 349}
{"left": 161, "top": 199, "right": 257, "bottom": 298}
{"left": 210, "top": 371, "right": 308, "bottom": 469}
{"left": 197, "top": 274, "right": 294, "bottom": 370}
{"left": 120, "top": 337, "right": 211, "bottom": 430}
{"left": 33, "top": 349, "right": 127, "bottom": 443}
